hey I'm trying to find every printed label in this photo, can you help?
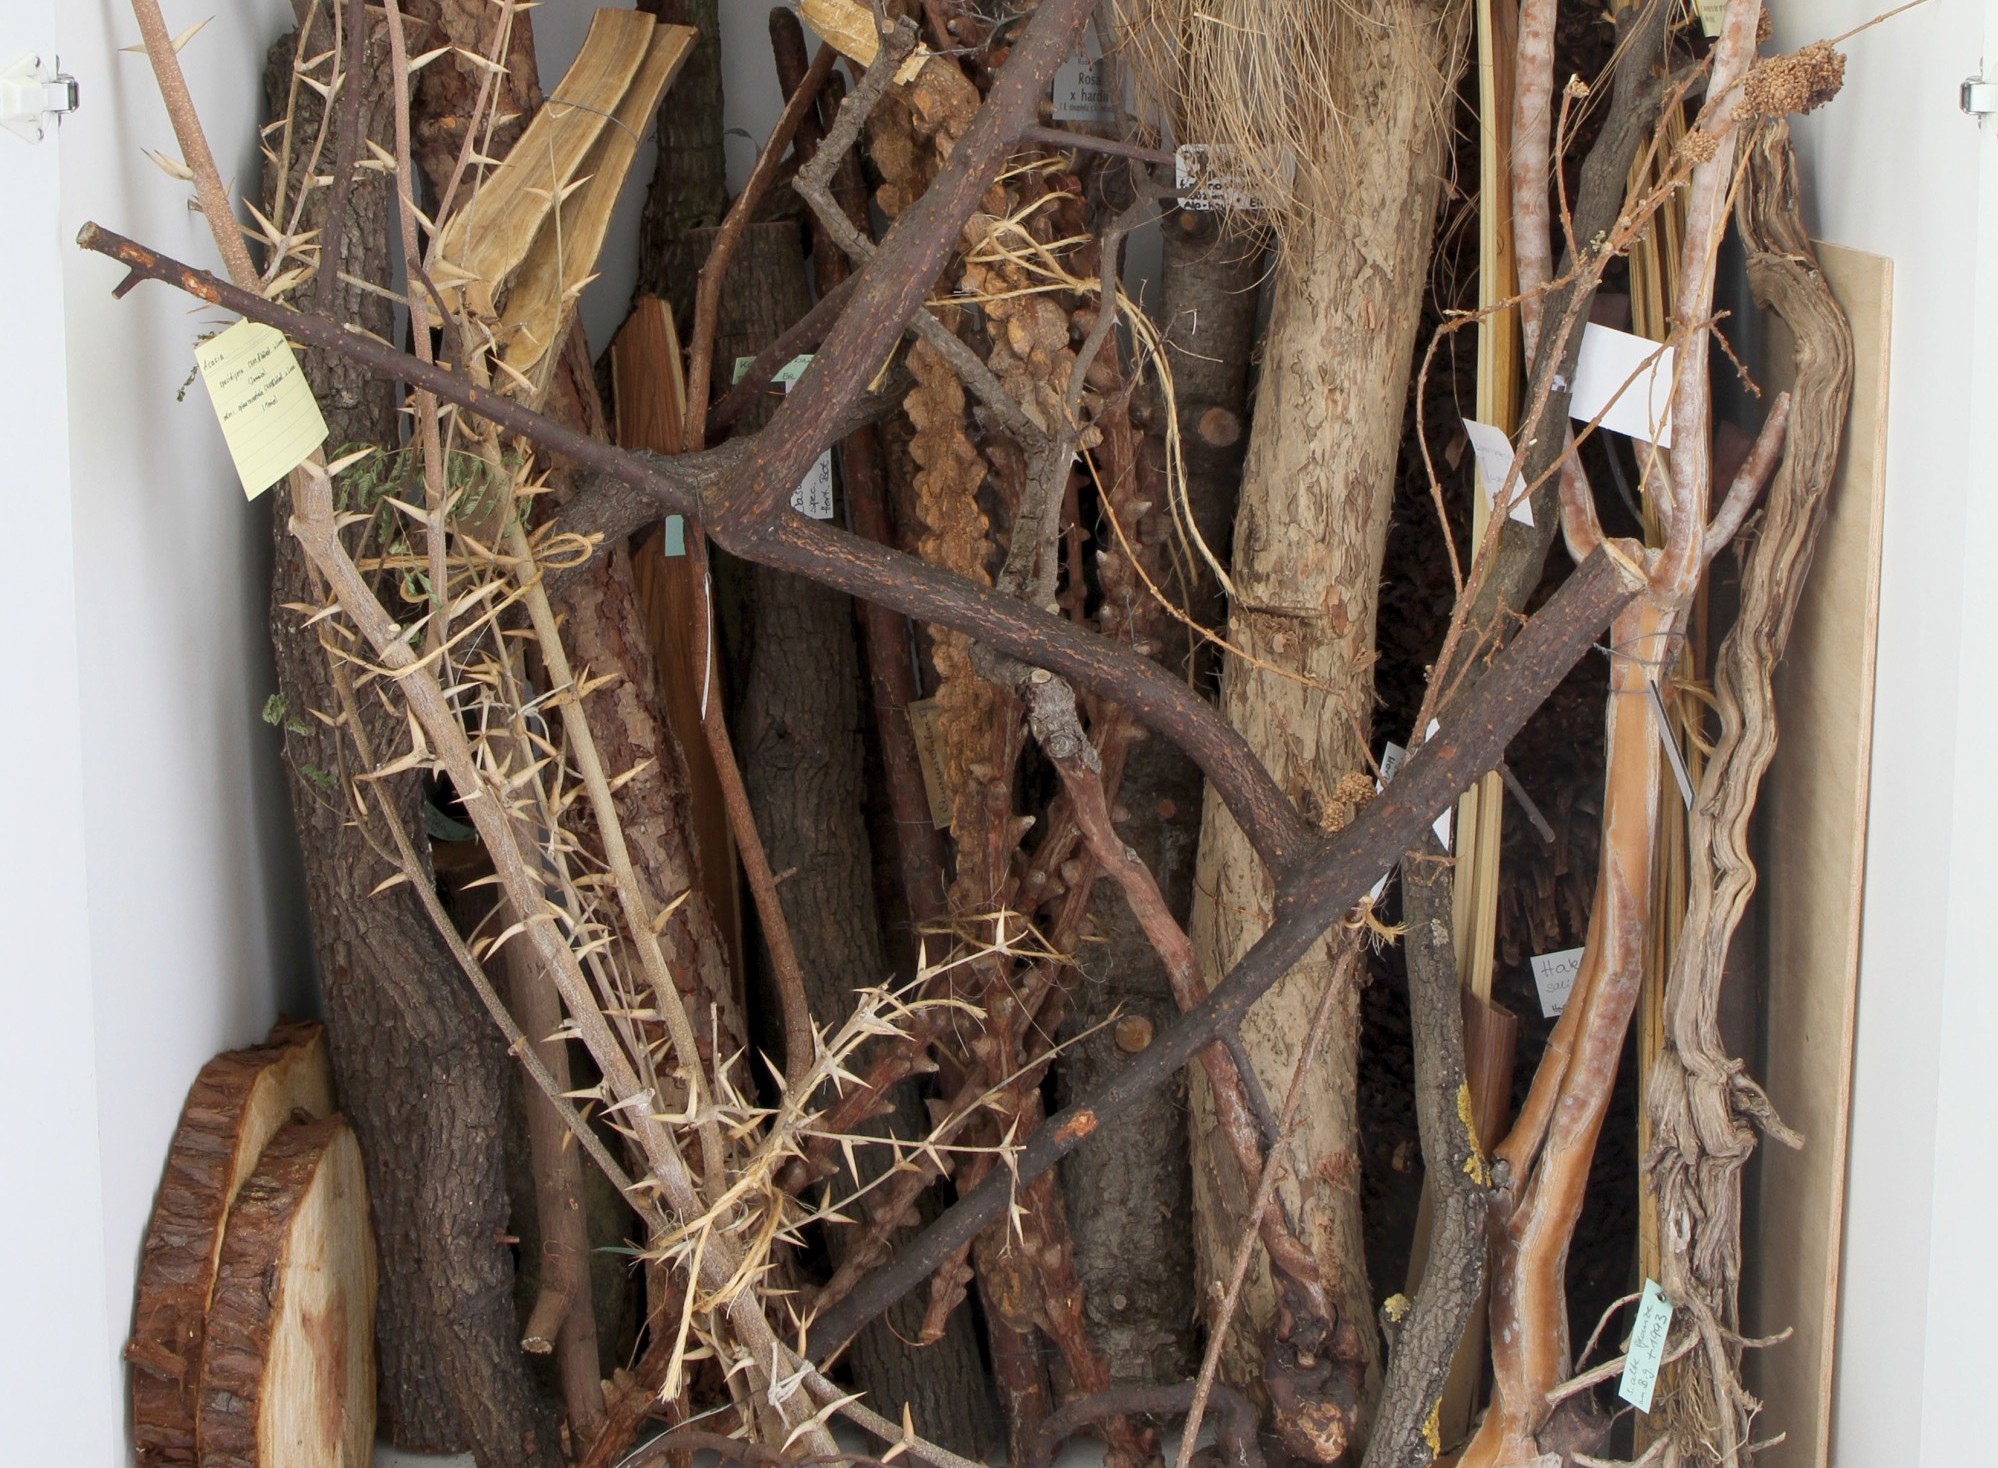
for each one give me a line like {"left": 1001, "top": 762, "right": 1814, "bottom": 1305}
{"left": 1571, "top": 323, "right": 1676, "bottom": 448}
{"left": 1174, "top": 144, "right": 1267, "bottom": 212}
{"left": 1463, "top": 418, "right": 1533, "bottom": 527}
{"left": 1618, "top": 1279, "right": 1675, "bottom": 1413}
{"left": 1051, "top": 35, "right": 1113, "bottom": 123}
{"left": 196, "top": 320, "right": 329, "bottom": 498}
{"left": 734, "top": 354, "right": 837, "bottom": 519}
{"left": 1530, "top": 947, "right": 1586, "bottom": 1018}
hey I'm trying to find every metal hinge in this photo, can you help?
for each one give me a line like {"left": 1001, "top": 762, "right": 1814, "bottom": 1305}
{"left": 1, "top": 54, "right": 78, "bottom": 144}
{"left": 1964, "top": 76, "right": 1998, "bottom": 117}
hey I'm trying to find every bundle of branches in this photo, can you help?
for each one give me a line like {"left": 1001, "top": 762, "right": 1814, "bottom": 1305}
{"left": 102, "top": 0, "right": 1858, "bottom": 1464}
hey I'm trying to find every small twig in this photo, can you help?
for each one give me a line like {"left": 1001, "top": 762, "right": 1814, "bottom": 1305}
{"left": 682, "top": 41, "right": 839, "bottom": 451}
{"left": 1028, "top": 1382, "right": 1263, "bottom": 1468}
{"left": 1018, "top": 124, "right": 1176, "bottom": 168}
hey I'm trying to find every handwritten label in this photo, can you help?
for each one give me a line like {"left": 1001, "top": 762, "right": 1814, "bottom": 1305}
{"left": 905, "top": 699, "right": 954, "bottom": 829}
{"left": 1571, "top": 323, "right": 1676, "bottom": 448}
{"left": 1174, "top": 144, "right": 1266, "bottom": 213}
{"left": 1464, "top": 418, "right": 1533, "bottom": 527}
{"left": 1698, "top": 0, "right": 1726, "bottom": 36}
{"left": 734, "top": 354, "right": 836, "bottom": 519}
{"left": 1051, "top": 32, "right": 1112, "bottom": 123}
{"left": 1529, "top": 947, "right": 1586, "bottom": 1018}
{"left": 195, "top": 320, "right": 328, "bottom": 499}
{"left": 1618, "top": 1279, "right": 1675, "bottom": 1413}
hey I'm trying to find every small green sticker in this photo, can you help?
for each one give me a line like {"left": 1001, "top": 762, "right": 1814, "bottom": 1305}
{"left": 1618, "top": 1279, "right": 1674, "bottom": 1414}
{"left": 663, "top": 513, "right": 686, "bottom": 558}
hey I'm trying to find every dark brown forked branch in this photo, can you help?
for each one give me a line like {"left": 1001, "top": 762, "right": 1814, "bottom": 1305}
{"left": 681, "top": 38, "right": 839, "bottom": 450}
{"left": 806, "top": 546, "right": 1637, "bottom": 1356}
{"left": 78, "top": 221, "right": 1311, "bottom": 872}
{"left": 1027, "top": 1382, "right": 1264, "bottom": 1468}
{"left": 720, "top": 0, "right": 1097, "bottom": 529}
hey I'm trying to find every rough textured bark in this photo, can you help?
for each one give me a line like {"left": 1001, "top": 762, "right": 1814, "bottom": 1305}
{"left": 717, "top": 221, "right": 999, "bottom": 1454}
{"left": 635, "top": 0, "right": 728, "bottom": 332}
{"left": 403, "top": 0, "right": 543, "bottom": 198}
{"left": 258, "top": 26, "right": 560, "bottom": 1463}
{"left": 1185, "top": 9, "right": 1466, "bottom": 1417}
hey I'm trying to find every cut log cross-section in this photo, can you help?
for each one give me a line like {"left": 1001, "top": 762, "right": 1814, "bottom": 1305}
{"left": 128, "top": 1023, "right": 336, "bottom": 1466}
{"left": 199, "top": 1116, "right": 377, "bottom": 1468}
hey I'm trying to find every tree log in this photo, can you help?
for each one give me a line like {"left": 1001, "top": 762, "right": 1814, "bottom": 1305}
{"left": 1185, "top": 8, "right": 1468, "bottom": 1430}
{"left": 255, "top": 22, "right": 557, "bottom": 1461}
{"left": 196, "top": 1117, "right": 376, "bottom": 1468}
{"left": 129, "top": 1023, "right": 335, "bottom": 1465}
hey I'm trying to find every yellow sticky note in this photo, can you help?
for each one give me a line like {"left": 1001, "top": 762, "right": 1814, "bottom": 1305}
{"left": 195, "top": 320, "right": 329, "bottom": 499}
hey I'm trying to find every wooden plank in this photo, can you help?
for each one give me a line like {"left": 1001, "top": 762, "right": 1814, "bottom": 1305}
{"left": 433, "top": 8, "right": 655, "bottom": 317}
{"left": 612, "top": 299, "right": 744, "bottom": 989}
{"left": 499, "top": 22, "right": 696, "bottom": 393}
{"left": 1743, "top": 242, "right": 1892, "bottom": 1468}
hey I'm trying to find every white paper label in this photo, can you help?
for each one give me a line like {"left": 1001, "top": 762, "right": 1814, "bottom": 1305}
{"left": 1697, "top": 0, "right": 1726, "bottom": 36}
{"left": 1464, "top": 418, "right": 1532, "bottom": 527}
{"left": 1618, "top": 1279, "right": 1675, "bottom": 1413}
{"left": 734, "top": 354, "right": 836, "bottom": 519}
{"left": 1571, "top": 323, "right": 1676, "bottom": 448}
{"left": 1051, "top": 39, "right": 1112, "bottom": 123}
{"left": 1530, "top": 947, "right": 1586, "bottom": 1018}
{"left": 1174, "top": 144, "right": 1266, "bottom": 212}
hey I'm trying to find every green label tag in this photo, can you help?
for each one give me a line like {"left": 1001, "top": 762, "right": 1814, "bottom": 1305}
{"left": 1618, "top": 1279, "right": 1674, "bottom": 1414}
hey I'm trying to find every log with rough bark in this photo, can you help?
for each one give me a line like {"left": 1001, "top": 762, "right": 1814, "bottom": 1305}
{"left": 1175, "top": 4, "right": 1471, "bottom": 1440}
{"left": 635, "top": 0, "right": 728, "bottom": 331}
{"left": 251, "top": 17, "right": 558, "bottom": 1460}
{"left": 710, "top": 218, "right": 996, "bottom": 1452}
{"left": 128, "top": 1023, "right": 335, "bottom": 1465}
{"left": 196, "top": 1116, "right": 376, "bottom": 1468}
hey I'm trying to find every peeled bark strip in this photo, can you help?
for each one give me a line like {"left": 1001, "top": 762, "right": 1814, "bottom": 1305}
{"left": 129, "top": 1024, "right": 335, "bottom": 1465}
{"left": 255, "top": 24, "right": 557, "bottom": 1460}
{"left": 197, "top": 1117, "right": 377, "bottom": 1468}
{"left": 1186, "top": 10, "right": 1467, "bottom": 1428}
{"left": 1644, "top": 118, "right": 1851, "bottom": 1460}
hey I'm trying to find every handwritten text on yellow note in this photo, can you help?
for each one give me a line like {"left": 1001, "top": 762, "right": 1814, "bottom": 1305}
{"left": 196, "top": 320, "right": 329, "bottom": 499}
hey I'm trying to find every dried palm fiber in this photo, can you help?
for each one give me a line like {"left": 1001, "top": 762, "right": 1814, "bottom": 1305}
{"left": 1111, "top": 0, "right": 1473, "bottom": 1440}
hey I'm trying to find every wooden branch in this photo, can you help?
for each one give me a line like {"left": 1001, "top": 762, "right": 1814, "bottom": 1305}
{"left": 1028, "top": 1383, "right": 1263, "bottom": 1468}
{"left": 77, "top": 221, "right": 1311, "bottom": 873}
{"left": 719, "top": 0, "right": 1096, "bottom": 530}
{"left": 805, "top": 547, "right": 1637, "bottom": 1357}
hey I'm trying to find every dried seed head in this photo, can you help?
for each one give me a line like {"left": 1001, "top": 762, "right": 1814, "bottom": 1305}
{"left": 1742, "top": 41, "right": 1846, "bottom": 118}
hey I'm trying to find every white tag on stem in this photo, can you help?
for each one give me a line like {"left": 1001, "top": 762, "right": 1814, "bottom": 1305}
{"left": 1618, "top": 1280, "right": 1675, "bottom": 1413}
{"left": 1529, "top": 947, "right": 1586, "bottom": 1018}
{"left": 1571, "top": 323, "right": 1676, "bottom": 448}
{"left": 1464, "top": 418, "right": 1532, "bottom": 527}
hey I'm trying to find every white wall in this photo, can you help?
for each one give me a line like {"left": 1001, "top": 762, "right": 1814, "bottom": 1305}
{"left": 1770, "top": 0, "right": 1998, "bottom": 1462}
{"left": 2, "top": 0, "right": 311, "bottom": 1460}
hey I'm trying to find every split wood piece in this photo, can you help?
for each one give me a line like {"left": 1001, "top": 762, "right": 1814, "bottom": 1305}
{"left": 432, "top": 10, "right": 671, "bottom": 320}
{"left": 495, "top": 20, "right": 695, "bottom": 394}
{"left": 130, "top": 1024, "right": 336, "bottom": 1466}
{"left": 614, "top": 298, "right": 746, "bottom": 988}
{"left": 197, "top": 1116, "right": 377, "bottom": 1468}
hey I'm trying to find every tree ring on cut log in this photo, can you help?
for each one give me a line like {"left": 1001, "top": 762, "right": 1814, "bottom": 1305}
{"left": 198, "top": 1116, "right": 376, "bottom": 1468}
{"left": 129, "top": 1022, "right": 335, "bottom": 1466}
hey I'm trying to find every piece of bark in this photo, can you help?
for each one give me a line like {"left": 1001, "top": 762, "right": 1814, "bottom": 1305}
{"left": 196, "top": 1117, "right": 377, "bottom": 1468}
{"left": 634, "top": 0, "right": 728, "bottom": 333}
{"left": 713, "top": 219, "right": 999, "bottom": 1455}
{"left": 1185, "top": 12, "right": 1466, "bottom": 1436}
{"left": 257, "top": 26, "right": 559, "bottom": 1463}
{"left": 129, "top": 1023, "right": 335, "bottom": 1465}
{"left": 403, "top": 0, "right": 543, "bottom": 198}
